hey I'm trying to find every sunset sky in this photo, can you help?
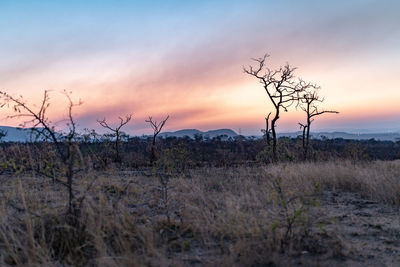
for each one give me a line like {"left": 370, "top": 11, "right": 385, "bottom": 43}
{"left": 1, "top": 0, "right": 399, "bottom": 135}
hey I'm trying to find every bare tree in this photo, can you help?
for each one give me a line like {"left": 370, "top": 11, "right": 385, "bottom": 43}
{"left": 297, "top": 86, "right": 338, "bottom": 159}
{"left": 0, "top": 90, "right": 82, "bottom": 214}
{"left": 244, "top": 54, "right": 303, "bottom": 161}
{"left": 146, "top": 115, "right": 169, "bottom": 164}
{"left": 97, "top": 114, "right": 132, "bottom": 162}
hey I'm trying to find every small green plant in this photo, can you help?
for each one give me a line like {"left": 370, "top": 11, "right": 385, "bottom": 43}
{"left": 256, "top": 145, "right": 273, "bottom": 164}
{"left": 345, "top": 143, "right": 369, "bottom": 164}
{"left": 156, "top": 143, "right": 192, "bottom": 174}
{"left": 269, "top": 175, "right": 319, "bottom": 252}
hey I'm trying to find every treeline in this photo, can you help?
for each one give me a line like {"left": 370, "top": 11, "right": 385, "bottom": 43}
{"left": 1, "top": 135, "right": 399, "bottom": 174}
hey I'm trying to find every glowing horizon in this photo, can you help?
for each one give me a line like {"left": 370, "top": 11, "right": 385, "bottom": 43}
{"left": 1, "top": 0, "right": 399, "bottom": 135}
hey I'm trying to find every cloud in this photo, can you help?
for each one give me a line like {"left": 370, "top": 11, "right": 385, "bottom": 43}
{"left": 1, "top": 0, "right": 400, "bottom": 135}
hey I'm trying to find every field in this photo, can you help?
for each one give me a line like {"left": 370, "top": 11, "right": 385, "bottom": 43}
{"left": 1, "top": 160, "right": 400, "bottom": 266}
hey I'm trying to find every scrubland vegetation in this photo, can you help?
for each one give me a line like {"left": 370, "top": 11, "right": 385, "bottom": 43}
{"left": 1, "top": 140, "right": 400, "bottom": 266}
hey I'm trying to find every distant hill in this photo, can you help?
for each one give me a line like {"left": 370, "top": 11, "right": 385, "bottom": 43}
{"left": 0, "top": 126, "right": 35, "bottom": 142}
{"left": 159, "top": 129, "right": 238, "bottom": 139}
{"left": 278, "top": 131, "right": 400, "bottom": 142}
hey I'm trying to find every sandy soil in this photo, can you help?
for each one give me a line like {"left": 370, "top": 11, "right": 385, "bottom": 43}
{"left": 293, "top": 191, "right": 400, "bottom": 266}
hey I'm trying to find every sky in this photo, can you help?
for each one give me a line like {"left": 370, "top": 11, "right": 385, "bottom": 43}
{"left": 0, "top": 0, "right": 399, "bottom": 135}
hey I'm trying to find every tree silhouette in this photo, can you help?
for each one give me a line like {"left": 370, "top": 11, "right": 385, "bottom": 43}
{"left": 146, "top": 115, "right": 169, "bottom": 164}
{"left": 97, "top": 114, "right": 132, "bottom": 162}
{"left": 297, "top": 85, "right": 338, "bottom": 159}
{"left": 244, "top": 54, "right": 303, "bottom": 161}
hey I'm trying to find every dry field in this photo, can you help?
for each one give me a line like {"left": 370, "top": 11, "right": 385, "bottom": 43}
{"left": 0, "top": 160, "right": 400, "bottom": 266}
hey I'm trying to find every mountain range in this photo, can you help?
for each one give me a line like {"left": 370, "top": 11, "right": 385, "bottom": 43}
{"left": 277, "top": 131, "right": 400, "bottom": 142}
{"left": 159, "top": 129, "right": 238, "bottom": 139}
{"left": 0, "top": 126, "right": 399, "bottom": 142}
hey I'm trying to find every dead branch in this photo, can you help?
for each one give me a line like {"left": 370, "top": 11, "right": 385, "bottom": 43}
{"left": 296, "top": 86, "right": 338, "bottom": 159}
{"left": 146, "top": 115, "right": 169, "bottom": 164}
{"left": 97, "top": 114, "right": 132, "bottom": 162}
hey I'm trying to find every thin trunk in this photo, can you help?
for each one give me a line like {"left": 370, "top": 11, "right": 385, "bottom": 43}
{"left": 265, "top": 113, "right": 271, "bottom": 145}
{"left": 266, "top": 124, "right": 270, "bottom": 145}
{"left": 305, "top": 119, "right": 311, "bottom": 160}
{"left": 303, "top": 101, "right": 311, "bottom": 160}
{"left": 115, "top": 132, "right": 121, "bottom": 162}
{"left": 305, "top": 102, "right": 311, "bottom": 160}
{"left": 150, "top": 135, "right": 156, "bottom": 164}
{"left": 271, "top": 109, "right": 279, "bottom": 162}
{"left": 302, "top": 125, "right": 307, "bottom": 159}
{"left": 66, "top": 145, "right": 74, "bottom": 214}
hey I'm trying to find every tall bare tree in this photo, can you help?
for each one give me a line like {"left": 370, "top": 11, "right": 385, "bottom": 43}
{"left": 97, "top": 114, "right": 132, "bottom": 162}
{"left": 244, "top": 54, "right": 303, "bottom": 161}
{"left": 297, "top": 86, "right": 338, "bottom": 159}
{"left": 146, "top": 115, "right": 169, "bottom": 164}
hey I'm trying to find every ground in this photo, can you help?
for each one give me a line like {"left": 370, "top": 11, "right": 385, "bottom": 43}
{"left": 315, "top": 191, "right": 400, "bottom": 266}
{"left": 0, "top": 161, "right": 399, "bottom": 266}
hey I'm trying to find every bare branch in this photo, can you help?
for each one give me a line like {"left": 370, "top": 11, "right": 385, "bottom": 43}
{"left": 97, "top": 114, "right": 132, "bottom": 162}
{"left": 296, "top": 84, "right": 338, "bottom": 160}
{"left": 0, "top": 89, "right": 84, "bottom": 214}
{"left": 146, "top": 115, "right": 170, "bottom": 137}
{"left": 146, "top": 115, "right": 170, "bottom": 164}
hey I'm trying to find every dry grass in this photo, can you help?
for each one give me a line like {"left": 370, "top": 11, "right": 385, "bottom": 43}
{"left": 0, "top": 160, "right": 399, "bottom": 266}
{"left": 270, "top": 160, "right": 400, "bottom": 206}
